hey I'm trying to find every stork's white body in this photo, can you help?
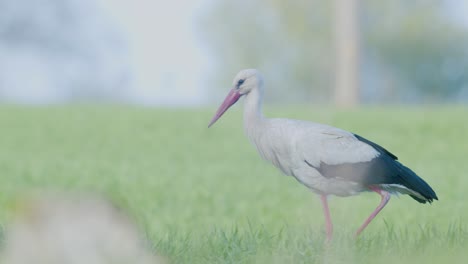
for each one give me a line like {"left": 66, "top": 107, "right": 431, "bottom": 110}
{"left": 247, "top": 118, "right": 372, "bottom": 196}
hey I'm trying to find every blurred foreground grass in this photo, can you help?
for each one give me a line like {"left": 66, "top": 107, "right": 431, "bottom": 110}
{"left": 0, "top": 105, "right": 467, "bottom": 263}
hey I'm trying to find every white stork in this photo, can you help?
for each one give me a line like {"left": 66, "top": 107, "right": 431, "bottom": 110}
{"left": 208, "top": 69, "right": 438, "bottom": 240}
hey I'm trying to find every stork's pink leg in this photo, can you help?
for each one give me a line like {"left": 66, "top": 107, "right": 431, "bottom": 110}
{"left": 320, "top": 195, "right": 333, "bottom": 241}
{"left": 355, "top": 186, "right": 391, "bottom": 236}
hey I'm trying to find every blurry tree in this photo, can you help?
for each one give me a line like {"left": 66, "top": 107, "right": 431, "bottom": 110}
{"left": 0, "top": 0, "right": 130, "bottom": 103}
{"left": 200, "top": 0, "right": 468, "bottom": 103}
{"left": 363, "top": 1, "right": 468, "bottom": 102}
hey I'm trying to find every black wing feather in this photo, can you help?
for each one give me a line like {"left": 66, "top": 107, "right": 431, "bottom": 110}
{"left": 353, "top": 134, "right": 398, "bottom": 160}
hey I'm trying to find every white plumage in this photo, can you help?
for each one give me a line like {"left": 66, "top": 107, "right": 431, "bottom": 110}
{"left": 209, "top": 69, "right": 437, "bottom": 240}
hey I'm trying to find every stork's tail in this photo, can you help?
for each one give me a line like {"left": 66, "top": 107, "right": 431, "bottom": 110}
{"left": 395, "top": 162, "right": 438, "bottom": 204}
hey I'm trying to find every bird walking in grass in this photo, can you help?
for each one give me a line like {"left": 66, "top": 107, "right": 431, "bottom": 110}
{"left": 208, "top": 69, "right": 438, "bottom": 241}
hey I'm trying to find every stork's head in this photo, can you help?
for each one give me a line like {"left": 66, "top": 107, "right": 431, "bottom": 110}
{"left": 208, "top": 69, "right": 263, "bottom": 127}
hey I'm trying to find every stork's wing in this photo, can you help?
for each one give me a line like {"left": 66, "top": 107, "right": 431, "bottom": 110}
{"left": 299, "top": 126, "right": 400, "bottom": 185}
{"left": 299, "top": 128, "right": 437, "bottom": 203}
{"left": 299, "top": 127, "right": 382, "bottom": 168}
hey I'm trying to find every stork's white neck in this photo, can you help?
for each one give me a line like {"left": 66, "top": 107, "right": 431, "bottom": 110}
{"left": 243, "top": 87, "right": 265, "bottom": 141}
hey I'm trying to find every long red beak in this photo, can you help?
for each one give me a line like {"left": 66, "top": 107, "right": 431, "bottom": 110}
{"left": 208, "top": 89, "right": 242, "bottom": 127}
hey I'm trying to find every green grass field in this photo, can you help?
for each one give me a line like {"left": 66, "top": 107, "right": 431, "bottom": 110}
{"left": 0, "top": 105, "right": 467, "bottom": 263}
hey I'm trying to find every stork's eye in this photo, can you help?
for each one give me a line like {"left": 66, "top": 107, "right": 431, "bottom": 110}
{"left": 237, "top": 79, "right": 245, "bottom": 87}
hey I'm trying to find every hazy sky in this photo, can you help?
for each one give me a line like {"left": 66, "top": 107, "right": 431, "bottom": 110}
{"left": 98, "top": 0, "right": 212, "bottom": 106}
